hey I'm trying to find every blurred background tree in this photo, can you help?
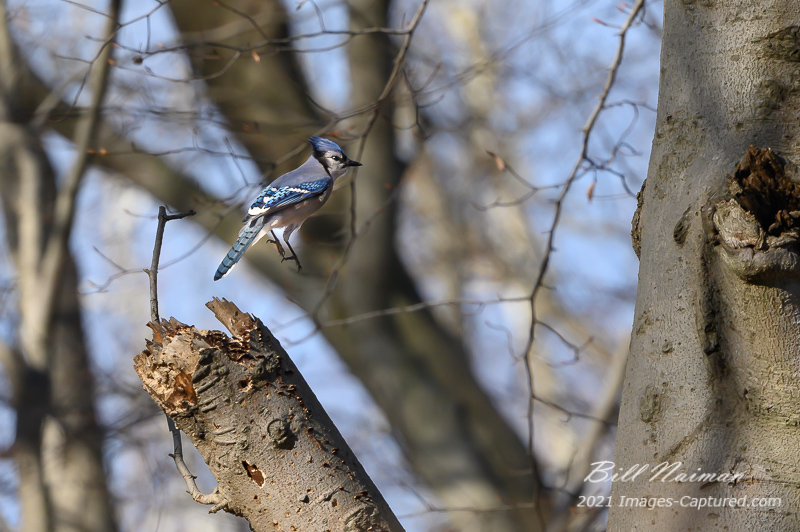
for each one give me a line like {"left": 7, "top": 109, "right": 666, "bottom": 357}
{"left": 0, "top": 0, "right": 660, "bottom": 531}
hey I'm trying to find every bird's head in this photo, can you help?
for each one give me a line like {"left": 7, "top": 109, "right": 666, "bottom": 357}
{"left": 309, "top": 136, "right": 362, "bottom": 179}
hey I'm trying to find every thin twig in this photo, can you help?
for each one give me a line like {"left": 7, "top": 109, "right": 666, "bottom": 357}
{"left": 308, "top": 0, "right": 430, "bottom": 321}
{"left": 167, "top": 416, "right": 228, "bottom": 512}
{"left": 146, "top": 206, "right": 195, "bottom": 323}
{"left": 521, "top": 0, "right": 645, "bottom": 526}
{"left": 316, "top": 296, "right": 530, "bottom": 328}
{"left": 145, "top": 206, "right": 226, "bottom": 511}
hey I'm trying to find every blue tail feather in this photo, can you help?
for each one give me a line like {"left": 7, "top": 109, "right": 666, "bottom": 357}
{"left": 214, "top": 221, "right": 263, "bottom": 281}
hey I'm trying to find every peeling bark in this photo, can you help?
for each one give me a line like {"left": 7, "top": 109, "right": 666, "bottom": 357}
{"left": 134, "top": 298, "right": 403, "bottom": 532}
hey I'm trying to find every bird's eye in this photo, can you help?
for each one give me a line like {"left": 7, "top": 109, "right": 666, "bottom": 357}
{"left": 331, "top": 155, "right": 341, "bottom": 161}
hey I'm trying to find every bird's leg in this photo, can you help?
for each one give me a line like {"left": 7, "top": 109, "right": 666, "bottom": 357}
{"left": 267, "top": 230, "right": 286, "bottom": 258}
{"left": 281, "top": 237, "right": 302, "bottom": 272}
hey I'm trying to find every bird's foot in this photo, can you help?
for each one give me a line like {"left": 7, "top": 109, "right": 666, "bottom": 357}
{"left": 268, "top": 231, "right": 286, "bottom": 258}
{"left": 282, "top": 237, "right": 302, "bottom": 272}
{"left": 281, "top": 253, "right": 303, "bottom": 272}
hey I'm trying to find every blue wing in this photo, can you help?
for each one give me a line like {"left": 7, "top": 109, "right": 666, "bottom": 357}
{"left": 244, "top": 178, "right": 330, "bottom": 221}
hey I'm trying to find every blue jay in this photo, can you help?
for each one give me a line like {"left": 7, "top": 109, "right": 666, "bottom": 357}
{"left": 214, "top": 137, "right": 361, "bottom": 280}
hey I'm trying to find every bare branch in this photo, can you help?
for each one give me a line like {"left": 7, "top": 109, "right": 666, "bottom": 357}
{"left": 146, "top": 206, "right": 196, "bottom": 323}
{"left": 167, "top": 417, "right": 229, "bottom": 512}
{"left": 520, "top": 0, "right": 645, "bottom": 524}
{"left": 143, "top": 205, "right": 222, "bottom": 511}
{"left": 308, "top": 0, "right": 431, "bottom": 319}
{"left": 561, "top": 344, "right": 627, "bottom": 525}
{"left": 317, "top": 296, "right": 530, "bottom": 328}
{"left": 25, "top": 0, "right": 121, "bottom": 365}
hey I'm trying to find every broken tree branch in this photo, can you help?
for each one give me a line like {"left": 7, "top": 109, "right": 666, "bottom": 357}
{"left": 134, "top": 298, "right": 404, "bottom": 531}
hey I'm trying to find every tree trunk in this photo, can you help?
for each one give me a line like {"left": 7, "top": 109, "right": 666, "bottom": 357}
{"left": 134, "top": 298, "right": 404, "bottom": 532}
{"left": 43, "top": 258, "right": 118, "bottom": 532}
{"left": 610, "top": 1, "right": 800, "bottom": 529}
{"left": 0, "top": 4, "right": 118, "bottom": 531}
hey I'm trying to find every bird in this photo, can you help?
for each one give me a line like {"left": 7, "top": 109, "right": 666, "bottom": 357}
{"left": 214, "top": 136, "right": 361, "bottom": 280}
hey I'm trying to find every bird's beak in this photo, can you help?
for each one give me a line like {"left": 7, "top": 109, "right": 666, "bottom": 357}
{"left": 347, "top": 159, "right": 363, "bottom": 167}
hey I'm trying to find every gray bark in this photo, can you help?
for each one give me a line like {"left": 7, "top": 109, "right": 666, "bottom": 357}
{"left": 134, "top": 298, "right": 404, "bottom": 532}
{"left": 611, "top": 1, "right": 800, "bottom": 530}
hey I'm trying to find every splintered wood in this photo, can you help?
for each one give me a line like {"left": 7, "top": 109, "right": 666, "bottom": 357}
{"left": 134, "top": 298, "right": 403, "bottom": 532}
